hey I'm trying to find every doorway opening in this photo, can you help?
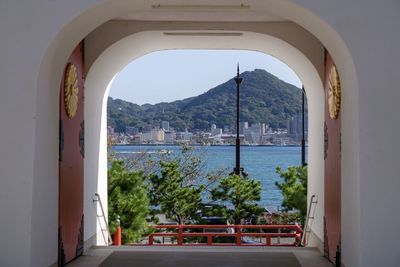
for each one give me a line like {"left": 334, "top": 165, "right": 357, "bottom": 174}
{"left": 105, "top": 49, "right": 309, "bottom": 246}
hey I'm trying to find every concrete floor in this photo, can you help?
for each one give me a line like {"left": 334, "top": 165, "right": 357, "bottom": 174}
{"left": 66, "top": 246, "right": 333, "bottom": 267}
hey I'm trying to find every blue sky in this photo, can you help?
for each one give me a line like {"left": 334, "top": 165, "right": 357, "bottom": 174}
{"left": 109, "top": 50, "right": 302, "bottom": 105}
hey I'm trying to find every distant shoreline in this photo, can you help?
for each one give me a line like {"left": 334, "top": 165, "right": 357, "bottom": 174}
{"left": 113, "top": 144, "right": 305, "bottom": 147}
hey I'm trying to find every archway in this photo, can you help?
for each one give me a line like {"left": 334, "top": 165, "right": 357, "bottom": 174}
{"left": 31, "top": 2, "right": 359, "bottom": 266}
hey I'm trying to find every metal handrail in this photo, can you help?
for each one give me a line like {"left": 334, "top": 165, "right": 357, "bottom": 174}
{"left": 93, "top": 193, "right": 113, "bottom": 245}
{"left": 301, "top": 194, "right": 317, "bottom": 246}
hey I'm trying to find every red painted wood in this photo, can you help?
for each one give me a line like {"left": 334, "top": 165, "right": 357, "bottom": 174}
{"left": 59, "top": 43, "right": 84, "bottom": 264}
{"left": 324, "top": 52, "right": 341, "bottom": 263}
{"left": 147, "top": 224, "right": 302, "bottom": 247}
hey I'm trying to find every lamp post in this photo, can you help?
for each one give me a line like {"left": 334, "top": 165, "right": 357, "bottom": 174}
{"left": 233, "top": 65, "right": 247, "bottom": 177}
{"left": 301, "top": 86, "right": 307, "bottom": 167}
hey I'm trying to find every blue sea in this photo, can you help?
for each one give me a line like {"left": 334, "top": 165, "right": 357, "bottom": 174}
{"left": 112, "top": 145, "right": 306, "bottom": 210}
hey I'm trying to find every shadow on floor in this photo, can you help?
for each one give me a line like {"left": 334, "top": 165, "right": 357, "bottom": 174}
{"left": 99, "top": 251, "right": 302, "bottom": 267}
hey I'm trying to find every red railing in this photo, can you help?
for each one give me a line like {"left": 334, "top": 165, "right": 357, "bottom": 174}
{"left": 148, "top": 224, "right": 303, "bottom": 246}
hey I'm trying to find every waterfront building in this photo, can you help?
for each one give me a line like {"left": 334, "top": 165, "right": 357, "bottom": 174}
{"left": 139, "top": 132, "right": 152, "bottom": 143}
{"left": 287, "top": 113, "right": 308, "bottom": 141}
{"left": 261, "top": 123, "right": 266, "bottom": 135}
{"left": 243, "top": 123, "right": 262, "bottom": 144}
{"left": 210, "top": 123, "right": 223, "bottom": 136}
{"left": 176, "top": 130, "right": 192, "bottom": 143}
{"left": 164, "top": 130, "right": 175, "bottom": 144}
{"left": 151, "top": 128, "right": 165, "bottom": 143}
{"left": 211, "top": 127, "right": 223, "bottom": 136}
{"left": 239, "top": 121, "right": 249, "bottom": 135}
{"left": 221, "top": 134, "right": 244, "bottom": 145}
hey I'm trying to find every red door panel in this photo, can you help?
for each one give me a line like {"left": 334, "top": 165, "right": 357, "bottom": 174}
{"left": 59, "top": 43, "right": 84, "bottom": 265}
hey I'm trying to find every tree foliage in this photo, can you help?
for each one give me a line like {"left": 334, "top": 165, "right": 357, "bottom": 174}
{"left": 211, "top": 174, "right": 264, "bottom": 224}
{"left": 147, "top": 145, "right": 225, "bottom": 224}
{"left": 275, "top": 165, "right": 307, "bottom": 225}
{"left": 108, "top": 160, "right": 149, "bottom": 243}
{"left": 148, "top": 160, "right": 204, "bottom": 224}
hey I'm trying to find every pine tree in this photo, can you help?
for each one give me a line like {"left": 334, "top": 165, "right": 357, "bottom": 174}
{"left": 108, "top": 160, "right": 149, "bottom": 243}
{"left": 148, "top": 160, "right": 204, "bottom": 224}
{"left": 211, "top": 174, "right": 264, "bottom": 224}
{"left": 275, "top": 165, "right": 307, "bottom": 225}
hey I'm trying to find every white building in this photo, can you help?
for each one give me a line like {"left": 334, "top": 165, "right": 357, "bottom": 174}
{"left": 1, "top": 1, "right": 399, "bottom": 267}
{"left": 243, "top": 123, "right": 262, "bottom": 144}
{"left": 239, "top": 121, "right": 249, "bottom": 134}
{"left": 211, "top": 127, "right": 223, "bottom": 136}
{"left": 176, "top": 130, "right": 192, "bottom": 142}
{"left": 151, "top": 128, "right": 165, "bottom": 143}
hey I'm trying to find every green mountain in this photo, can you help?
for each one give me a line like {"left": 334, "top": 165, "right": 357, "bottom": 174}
{"left": 107, "top": 69, "right": 303, "bottom": 133}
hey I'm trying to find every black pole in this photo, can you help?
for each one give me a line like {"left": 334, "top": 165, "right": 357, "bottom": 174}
{"left": 234, "top": 65, "right": 243, "bottom": 175}
{"left": 301, "top": 86, "right": 307, "bottom": 167}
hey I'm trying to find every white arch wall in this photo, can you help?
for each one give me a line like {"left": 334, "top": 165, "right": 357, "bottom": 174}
{"left": 84, "top": 30, "right": 325, "bottom": 250}
{"left": 2, "top": 1, "right": 400, "bottom": 266}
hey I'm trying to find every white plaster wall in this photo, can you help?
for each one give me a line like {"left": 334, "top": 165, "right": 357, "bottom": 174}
{"left": 290, "top": 2, "right": 400, "bottom": 266}
{"left": 4, "top": 0, "right": 400, "bottom": 266}
{"left": 0, "top": 1, "right": 100, "bottom": 266}
{"left": 84, "top": 76, "right": 115, "bottom": 247}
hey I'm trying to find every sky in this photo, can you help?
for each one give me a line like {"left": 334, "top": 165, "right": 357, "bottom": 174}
{"left": 109, "top": 50, "right": 302, "bottom": 105}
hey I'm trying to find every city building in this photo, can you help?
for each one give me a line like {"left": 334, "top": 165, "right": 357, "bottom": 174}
{"left": 239, "top": 121, "right": 249, "bottom": 134}
{"left": 151, "top": 128, "right": 165, "bottom": 143}
{"left": 211, "top": 124, "right": 223, "bottom": 136}
{"left": 243, "top": 123, "right": 262, "bottom": 144}
{"left": 287, "top": 113, "right": 308, "bottom": 141}
{"left": 164, "top": 130, "right": 175, "bottom": 144}
{"left": 139, "top": 132, "right": 152, "bottom": 143}
{"left": 176, "top": 130, "right": 192, "bottom": 143}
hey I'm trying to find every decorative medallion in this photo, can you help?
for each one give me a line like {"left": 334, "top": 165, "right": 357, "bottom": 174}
{"left": 64, "top": 63, "right": 79, "bottom": 118}
{"left": 328, "top": 64, "right": 341, "bottom": 119}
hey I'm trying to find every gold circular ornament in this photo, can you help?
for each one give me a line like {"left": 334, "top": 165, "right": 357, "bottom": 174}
{"left": 64, "top": 63, "right": 79, "bottom": 118}
{"left": 328, "top": 64, "right": 341, "bottom": 119}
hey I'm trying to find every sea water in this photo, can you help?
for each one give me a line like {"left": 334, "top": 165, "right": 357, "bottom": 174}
{"left": 112, "top": 145, "right": 306, "bottom": 210}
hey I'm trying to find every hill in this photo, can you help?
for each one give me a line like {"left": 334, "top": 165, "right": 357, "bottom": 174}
{"left": 107, "top": 69, "right": 303, "bottom": 132}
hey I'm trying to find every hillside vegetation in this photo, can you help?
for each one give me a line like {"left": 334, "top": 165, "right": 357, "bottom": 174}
{"left": 108, "top": 69, "right": 302, "bottom": 132}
